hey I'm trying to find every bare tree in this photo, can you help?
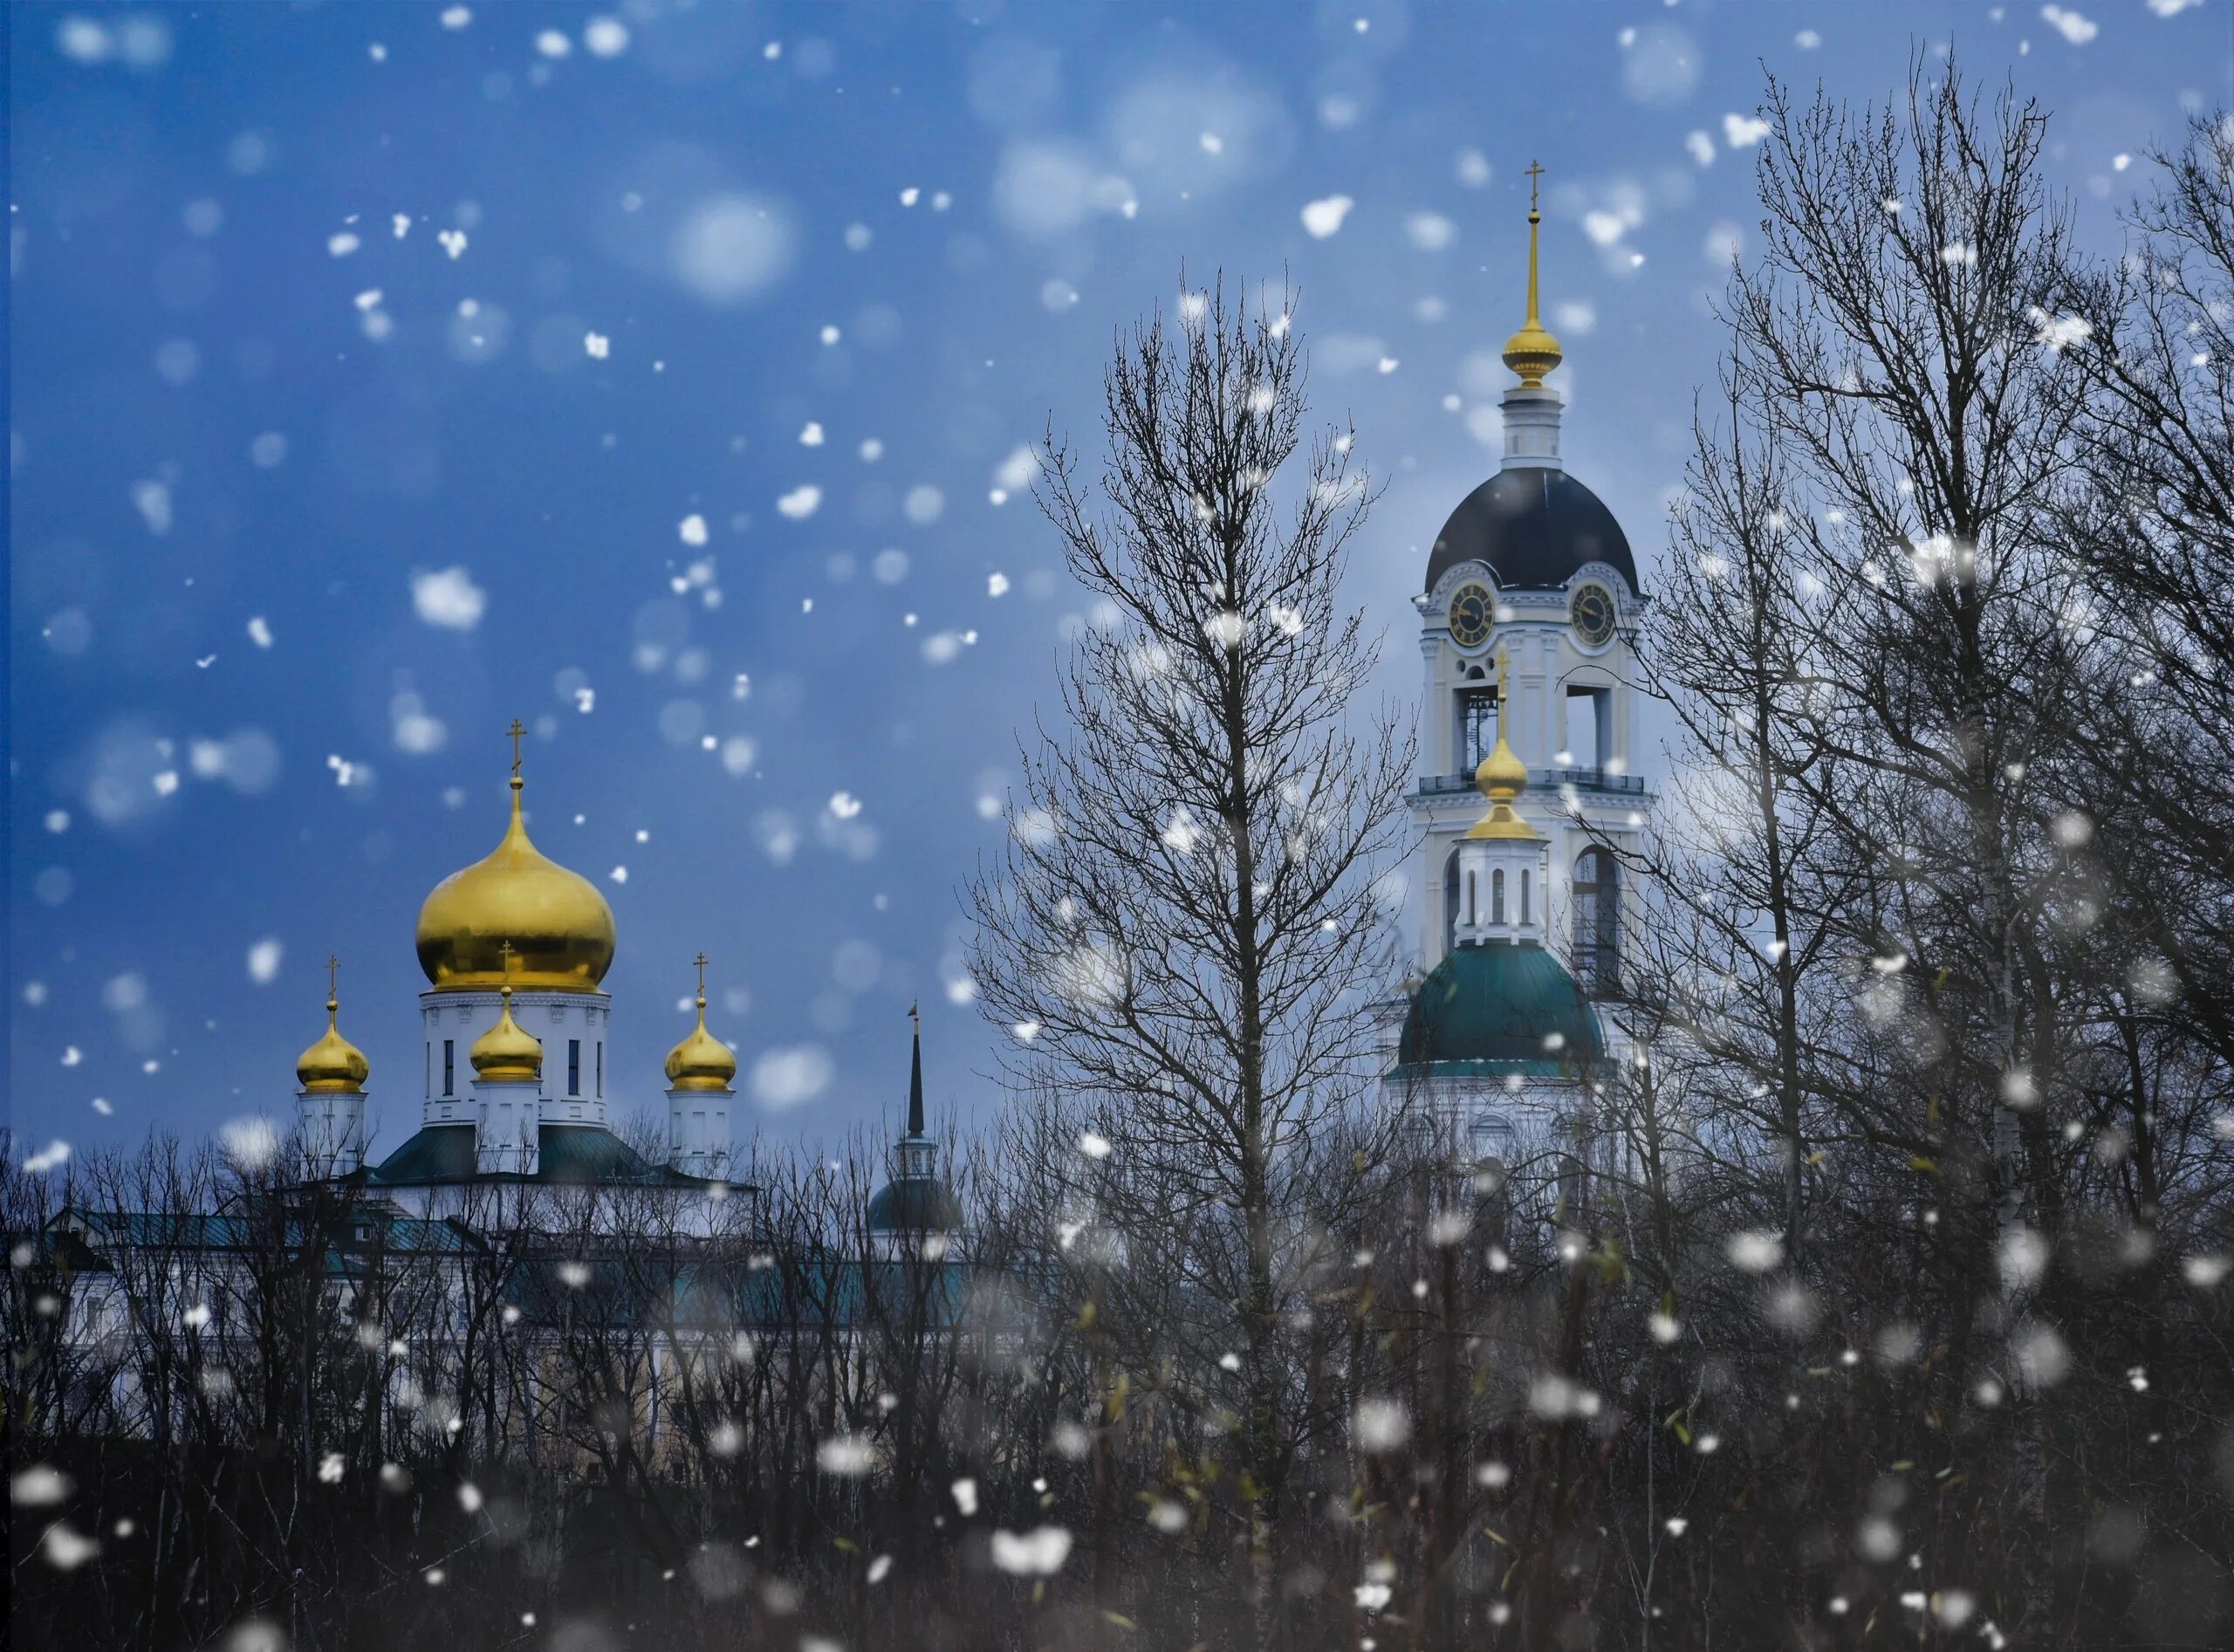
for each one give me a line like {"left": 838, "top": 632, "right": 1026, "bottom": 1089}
{"left": 968, "top": 277, "right": 1411, "bottom": 1638}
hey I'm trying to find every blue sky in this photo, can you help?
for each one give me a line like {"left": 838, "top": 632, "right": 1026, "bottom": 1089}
{"left": 9, "top": 0, "right": 2222, "bottom": 1164}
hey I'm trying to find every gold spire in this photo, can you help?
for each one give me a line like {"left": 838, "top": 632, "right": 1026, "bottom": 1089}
{"left": 297, "top": 954, "right": 370, "bottom": 1093}
{"left": 415, "top": 721, "right": 616, "bottom": 991}
{"left": 469, "top": 945, "right": 545, "bottom": 1083}
{"left": 1501, "top": 160, "right": 1564, "bottom": 389}
{"left": 1466, "top": 648, "right": 1543, "bottom": 841}
{"left": 664, "top": 951, "right": 737, "bottom": 1093}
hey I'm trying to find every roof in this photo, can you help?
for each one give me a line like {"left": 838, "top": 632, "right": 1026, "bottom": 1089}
{"left": 1426, "top": 467, "right": 1638, "bottom": 595}
{"left": 367, "top": 1121, "right": 725, "bottom": 1189}
{"left": 1395, "top": 942, "right": 1605, "bottom": 1073}
{"left": 867, "top": 1169, "right": 964, "bottom": 1233}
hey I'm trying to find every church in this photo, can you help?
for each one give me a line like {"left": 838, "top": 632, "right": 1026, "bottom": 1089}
{"left": 1381, "top": 170, "right": 1655, "bottom": 1172}
{"left": 284, "top": 724, "right": 956, "bottom": 1242}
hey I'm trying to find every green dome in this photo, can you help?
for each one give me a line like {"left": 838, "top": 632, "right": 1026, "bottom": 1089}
{"left": 1396, "top": 942, "right": 1603, "bottom": 1074}
{"left": 867, "top": 1174, "right": 963, "bottom": 1234}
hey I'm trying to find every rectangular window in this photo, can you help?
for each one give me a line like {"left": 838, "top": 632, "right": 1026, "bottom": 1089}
{"left": 1565, "top": 687, "right": 1611, "bottom": 771}
{"left": 568, "top": 1039, "right": 581, "bottom": 1097}
{"left": 1458, "top": 687, "right": 1499, "bottom": 772}
{"left": 442, "top": 1039, "right": 455, "bottom": 1096}
{"left": 425, "top": 1043, "right": 431, "bottom": 1099}
{"left": 596, "top": 1042, "right": 604, "bottom": 1098}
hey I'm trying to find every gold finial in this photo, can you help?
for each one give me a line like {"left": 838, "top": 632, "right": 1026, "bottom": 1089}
{"left": 507, "top": 718, "right": 526, "bottom": 779}
{"left": 1467, "top": 647, "right": 1541, "bottom": 842}
{"left": 694, "top": 950, "right": 709, "bottom": 1007}
{"left": 326, "top": 953, "right": 340, "bottom": 1014}
{"left": 1502, "top": 161, "right": 1564, "bottom": 389}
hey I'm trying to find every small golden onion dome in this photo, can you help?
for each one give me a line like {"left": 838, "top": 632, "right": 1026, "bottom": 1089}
{"left": 664, "top": 988, "right": 737, "bottom": 1093}
{"left": 297, "top": 992, "right": 369, "bottom": 1093}
{"left": 469, "top": 985, "right": 544, "bottom": 1084}
{"left": 1501, "top": 168, "right": 1564, "bottom": 389}
{"left": 1467, "top": 651, "right": 1545, "bottom": 843}
{"left": 415, "top": 763, "right": 616, "bottom": 993}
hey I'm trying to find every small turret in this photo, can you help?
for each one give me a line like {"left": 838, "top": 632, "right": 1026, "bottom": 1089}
{"left": 867, "top": 1005, "right": 962, "bottom": 1244}
{"left": 471, "top": 948, "right": 542, "bottom": 1175}
{"left": 664, "top": 953, "right": 736, "bottom": 1177}
{"left": 295, "top": 956, "right": 369, "bottom": 1178}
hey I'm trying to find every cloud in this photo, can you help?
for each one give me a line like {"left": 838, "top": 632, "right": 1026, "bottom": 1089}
{"left": 411, "top": 566, "right": 486, "bottom": 630}
{"left": 2039, "top": 6, "right": 2098, "bottom": 44}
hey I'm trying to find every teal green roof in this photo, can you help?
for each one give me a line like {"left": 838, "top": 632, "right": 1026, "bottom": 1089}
{"left": 367, "top": 1123, "right": 723, "bottom": 1188}
{"left": 866, "top": 1171, "right": 963, "bottom": 1233}
{"left": 1395, "top": 942, "right": 1603, "bottom": 1073}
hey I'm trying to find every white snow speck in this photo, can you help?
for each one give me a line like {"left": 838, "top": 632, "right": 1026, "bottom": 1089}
{"left": 246, "top": 938, "right": 284, "bottom": 984}
{"left": 776, "top": 484, "right": 822, "bottom": 520}
{"left": 990, "top": 1527, "right": 1072, "bottom": 1576}
{"left": 1300, "top": 195, "right": 1354, "bottom": 238}
{"left": 410, "top": 566, "right": 487, "bottom": 630}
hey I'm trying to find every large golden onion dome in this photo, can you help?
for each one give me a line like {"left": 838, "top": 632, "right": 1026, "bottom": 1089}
{"left": 415, "top": 740, "right": 615, "bottom": 992}
{"left": 297, "top": 967, "right": 369, "bottom": 1093}
{"left": 664, "top": 954, "right": 737, "bottom": 1093}
{"left": 470, "top": 984, "right": 545, "bottom": 1083}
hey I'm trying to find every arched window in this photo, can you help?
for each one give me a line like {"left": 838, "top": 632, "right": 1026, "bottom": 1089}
{"left": 1573, "top": 848, "right": 1621, "bottom": 994}
{"left": 1465, "top": 870, "right": 1477, "bottom": 924}
{"left": 1443, "top": 846, "right": 1463, "bottom": 944}
{"left": 1491, "top": 868, "right": 1506, "bottom": 924}
{"left": 1521, "top": 868, "right": 1532, "bottom": 925}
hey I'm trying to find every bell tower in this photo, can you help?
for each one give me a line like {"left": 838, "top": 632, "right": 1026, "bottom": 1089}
{"left": 1408, "top": 163, "right": 1654, "bottom": 1005}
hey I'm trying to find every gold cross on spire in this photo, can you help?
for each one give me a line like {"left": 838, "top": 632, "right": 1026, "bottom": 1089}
{"left": 498, "top": 939, "right": 516, "bottom": 997}
{"left": 506, "top": 718, "right": 526, "bottom": 778}
{"left": 909, "top": 1001, "right": 921, "bottom": 1034}
{"left": 1496, "top": 646, "right": 1512, "bottom": 743}
{"left": 1525, "top": 159, "right": 1545, "bottom": 214}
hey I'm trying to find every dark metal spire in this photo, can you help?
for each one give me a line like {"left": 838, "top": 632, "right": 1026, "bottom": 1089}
{"left": 907, "top": 1001, "right": 925, "bottom": 1138}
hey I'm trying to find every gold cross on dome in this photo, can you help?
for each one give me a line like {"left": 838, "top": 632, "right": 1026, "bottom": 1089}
{"left": 694, "top": 951, "right": 709, "bottom": 996}
{"left": 326, "top": 954, "right": 339, "bottom": 997}
{"left": 507, "top": 718, "right": 526, "bottom": 777}
{"left": 1525, "top": 159, "right": 1545, "bottom": 212}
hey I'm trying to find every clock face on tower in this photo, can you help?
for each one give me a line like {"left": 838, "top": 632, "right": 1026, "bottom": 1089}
{"left": 1448, "top": 582, "right": 1494, "bottom": 648}
{"left": 1571, "top": 582, "right": 1616, "bottom": 648}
